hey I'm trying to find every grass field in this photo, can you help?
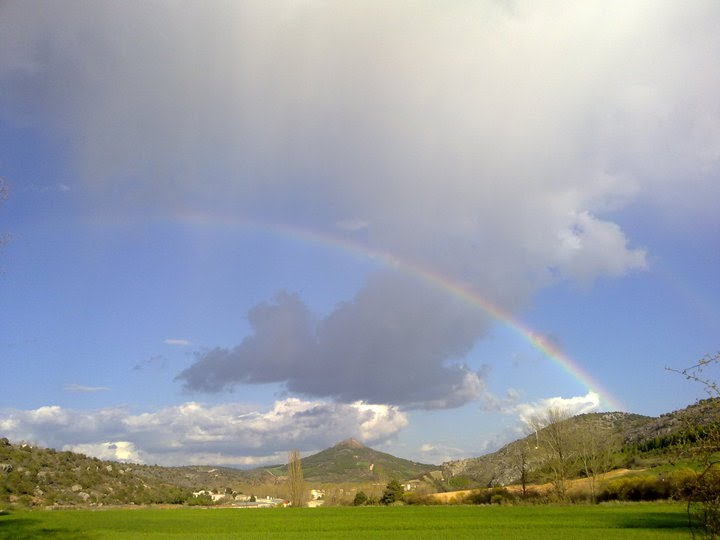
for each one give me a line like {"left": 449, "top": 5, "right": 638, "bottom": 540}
{"left": 0, "top": 503, "right": 691, "bottom": 539}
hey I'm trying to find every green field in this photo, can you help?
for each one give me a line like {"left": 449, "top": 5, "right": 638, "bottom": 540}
{"left": 0, "top": 503, "right": 691, "bottom": 539}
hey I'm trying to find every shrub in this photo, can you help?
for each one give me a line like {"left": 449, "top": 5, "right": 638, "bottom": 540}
{"left": 186, "top": 494, "right": 213, "bottom": 506}
{"left": 597, "top": 475, "right": 672, "bottom": 503}
{"left": 448, "top": 476, "right": 471, "bottom": 490}
{"left": 673, "top": 465, "right": 720, "bottom": 538}
{"left": 403, "top": 493, "right": 440, "bottom": 505}
{"left": 465, "top": 487, "right": 516, "bottom": 505}
{"left": 380, "top": 480, "right": 404, "bottom": 505}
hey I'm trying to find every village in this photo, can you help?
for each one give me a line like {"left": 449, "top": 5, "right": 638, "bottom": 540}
{"left": 190, "top": 488, "right": 327, "bottom": 508}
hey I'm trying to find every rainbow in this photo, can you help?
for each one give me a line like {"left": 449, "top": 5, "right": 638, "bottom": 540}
{"left": 175, "top": 211, "right": 625, "bottom": 412}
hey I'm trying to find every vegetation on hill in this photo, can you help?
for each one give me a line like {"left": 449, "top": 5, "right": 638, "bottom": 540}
{"left": 262, "top": 438, "right": 437, "bottom": 483}
{"left": 0, "top": 437, "right": 190, "bottom": 507}
{"left": 442, "top": 399, "right": 720, "bottom": 493}
{"left": 442, "top": 411, "right": 647, "bottom": 489}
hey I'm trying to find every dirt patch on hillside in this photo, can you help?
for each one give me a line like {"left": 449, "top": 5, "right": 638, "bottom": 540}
{"left": 429, "top": 468, "right": 641, "bottom": 503}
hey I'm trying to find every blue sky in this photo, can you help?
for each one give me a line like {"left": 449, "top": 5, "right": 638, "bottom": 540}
{"left": 1, "top": 1, "right": 719, "bottom": 467}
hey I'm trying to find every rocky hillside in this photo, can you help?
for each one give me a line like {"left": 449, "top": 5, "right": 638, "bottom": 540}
{"left": 442, "top": 412, "right": 650, "bottom": 487}
{"left": 0, "top": 437, "right": 191, "bottom": 507}
{"left": 442, "top": 398, "right": 720, "bottom": 487}
{"left": 0, "top": 437, "right": 438, "bottom": 508}
{"left": 622, "top": 398, "right": 720, "bottom": 445}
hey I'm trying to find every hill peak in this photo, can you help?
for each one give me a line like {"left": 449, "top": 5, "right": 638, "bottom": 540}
{"left": 335, "top": 438, "right": 365, "bottom": 449}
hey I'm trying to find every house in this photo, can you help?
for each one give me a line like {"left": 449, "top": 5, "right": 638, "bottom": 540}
{"left": 191, "top": 490, "right": 231, "bottom": 502}
{"left": 401, "top": 480, "right": 421, "bottom": 492}
{"left": 234, "top": 497, "right": 288, "bottom": 508}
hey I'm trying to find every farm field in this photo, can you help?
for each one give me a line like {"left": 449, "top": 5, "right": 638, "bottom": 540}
{"left": 0, "top": 503, "right": 690, "bottom": 539}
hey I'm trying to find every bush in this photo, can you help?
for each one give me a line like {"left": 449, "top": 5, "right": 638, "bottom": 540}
{"left": 403, "top": 493, "right": 440, "bottom": 505}
{"left": 521, "top": 488, "right": 548, "bottom": 504}
{"left": 567, "top": 488, "right": 592, "bottom": 504}
{"left": 447, "top": 476, "right": 471, "bottom": 490}
{"left": 186, "top": 495, "right": 214, "bottom": 506}
{"left": 464, "top": 487, "right": 516, "bottom": 505}
{"left": 352, "top": 491, "right": 368, "bottom": 506}
{"left": 673, "top": 465, "right": 720, "bottom": 538}
{"left": 597, "top": 475, "right": 673, "bottom": 503}
{"left": 380, "top": 480, "right": 404, "bottom": 505}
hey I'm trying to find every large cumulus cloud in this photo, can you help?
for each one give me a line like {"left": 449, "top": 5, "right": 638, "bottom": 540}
{"left": 0, "top": 1, "right": 668, "bottom": 282}
{"left": 3, "top": 1, "right": 719, "bottom": 409}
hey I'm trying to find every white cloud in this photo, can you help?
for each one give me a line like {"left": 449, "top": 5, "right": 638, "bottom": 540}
{"left": 64, "top": 384, "right": 110, "bottom": 393}
{"left": 67, "top": 441, "right": 142, "bottom": 463}
{"left": 163, "top": 339, "right": 190, "bottom": 346}
{"left": 354, "top": 401, "right": 409, "bottom": 440}
{"left": 481, "top": 388, "right": 523, "bottom": 412}
{"left": 514, "top": 391, "right": 601, "bottom": 428}
{"left": 418, "top": 442, "right": 467, "bottom": 464}
{"left": 0, "top": 399, "right": 408, "bottom": 466}
{"left": 554, "top": 212, "right": 647, "bottom": 284}
{"left": 26, "top": 182, "right": 71, "bottom": 194}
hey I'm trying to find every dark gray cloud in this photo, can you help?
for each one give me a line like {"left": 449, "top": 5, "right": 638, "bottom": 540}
{"left": 177, "top": 290, "right": 316, "bottom": 391}
{"left": 177, "top": 272, "right": 488, "bottom": 409}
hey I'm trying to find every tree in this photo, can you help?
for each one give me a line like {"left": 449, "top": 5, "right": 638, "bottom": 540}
{"left": 380, "top": 479, "right": 404, "bottom": 505}
{"left": 527, "top": 407, "right": 574, "bottom": 501}
{"left": 512, "top": 443, "right": 531, "bottom": 498}
{"left": 352, "top": 491, "right": 368, "bottom": 506}
{"left": 668, "top": 353, "right": 720, "bottom": 539}
{"left": 577, "top": 420, "right": 618, "bottom": 503}
{"left": 287, "top": 449, "right": 305, "bottom": 507}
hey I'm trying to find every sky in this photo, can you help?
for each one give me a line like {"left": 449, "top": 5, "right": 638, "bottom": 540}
{"left": 0, "top": 0, "right": 719, "bottom": 468}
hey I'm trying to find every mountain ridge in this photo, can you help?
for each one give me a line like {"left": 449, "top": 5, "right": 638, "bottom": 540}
{"left": 2, "top": 397, "right": 719, "bottom": 507}
{"left": 441, "top": 398, "right": 720, "bottom": 487}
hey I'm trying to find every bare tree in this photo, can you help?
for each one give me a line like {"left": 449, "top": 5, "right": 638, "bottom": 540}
{"left": 668, "top": 353, "right": 720, "bottom": 399}
{"left": 287, "top": 449, "right": 305, "bottom": 507}
{"left": 527, "top": 407, "right": 574, "bottom": 500}
{"left": 578, "top": 420, "right": 618, "bottom": 503}
{"left": 668, "top": 353, "right": 720, "bottom": 539}
{"left": 510, "top": 443, "right": 531, "bottom": 498}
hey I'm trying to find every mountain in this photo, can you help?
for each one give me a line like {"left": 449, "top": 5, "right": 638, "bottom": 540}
{"left": 262, "top": 438, "right": 438, "bottom": 483}
{"left": 442, "top": 398, "right": 720, "bottom": 487}
{"left": 622, "top": 397, "right": 720, "bottom": 445}
{"left": 0, "top": 438, "right": 193, "bottom": 507}
{"left": 2, "top": 398, "right": 719, "bottom": 507}
{"left": 0, "top": 437, "right": 438, "bottom": 508}
{"left": 442, "top": 412, "right": 650, "bottom": 487}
